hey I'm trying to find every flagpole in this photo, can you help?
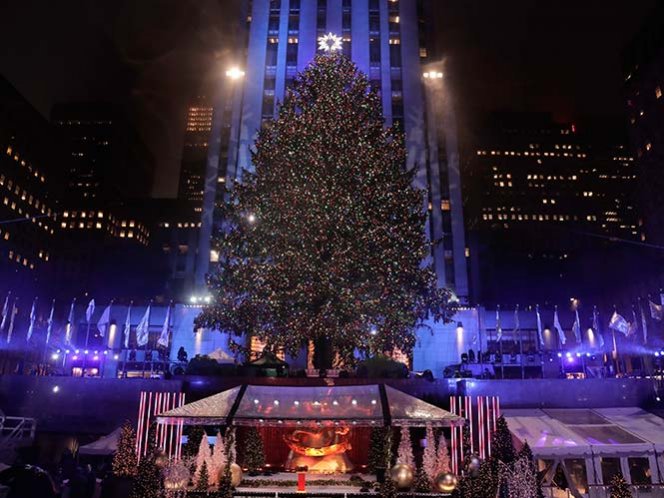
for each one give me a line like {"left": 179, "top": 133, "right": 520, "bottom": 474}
{"left": 497, "top": 305, "right": 504, "bottom": 380}
{"left": 123, "top": 300, "right": 133, "bottom": 379}
{"left": 517, "top": 305, "right": 524, "bottom": 380}
{"left": 142, "top": 301, "right": 152, "bottom": 379}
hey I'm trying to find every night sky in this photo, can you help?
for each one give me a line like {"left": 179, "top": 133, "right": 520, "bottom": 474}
{"left": 0, "top": 0, "right": 656, "bottom": 197}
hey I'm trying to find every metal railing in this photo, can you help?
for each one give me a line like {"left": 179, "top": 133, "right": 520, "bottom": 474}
{"left": 0, "top": 416, "right": 36, "bottom": 443}
{"left": 543, "top": 484, "right": 664, "bottom": 498}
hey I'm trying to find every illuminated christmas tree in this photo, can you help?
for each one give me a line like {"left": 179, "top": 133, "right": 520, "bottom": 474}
{"left": 195, "top": 52, "right": 456, "bottom": 367}
{"left": 129, "top": 452, "right": 163, "bottom": 498}
{"left": 422, "top": 423, "right": 437, "bottom": 484}
{"left": 609, "top": 474, "right": 632, "bottom": 498}
{"left": 241, "top": 427, "right": 265, "bottom": 473}
{"left": 196, "top": 460, "right": 210, "bottom": 491}
{"left": 492, "top": 416, "right": 516, "bottom": 464}
{"left": 396, "top": 426, "right": 414, "bottom": 467}
{"left": 414, "top": 466, "right": 431, "bottom": 493}
{"left": 209, "top": 430, "right": 227, "bottom": 486}
{"left": 112, "top": 422, "right": 138, "bottom": 477}
{"left": 435, "top": 432, "right": 451, "bottom": 475}
{"left": 517, "top": 441, "right": 543, "bottom": 498}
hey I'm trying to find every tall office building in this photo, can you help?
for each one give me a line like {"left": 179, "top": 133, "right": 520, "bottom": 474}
{"left": 623, "top": 5, "right": 664, "bottom": 246}
{"left": 197, "top": 0, "right": 469, "bottom": 300}
{"left": 465, "top": 112, "right": 640, "bottom": 306}
{"left": 178, "top": 95, "right": 213, "bottom": 207}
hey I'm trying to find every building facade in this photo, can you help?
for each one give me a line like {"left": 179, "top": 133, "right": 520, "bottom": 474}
{"left": 178, "top": 95, "right": 213, "bottom": 207}
{"left": 196, "top": 0, "right": 469, "bottom": 300}
{"left": 624, "top": 5, "right": 664, "bottom": 246}
{"left": 465, "top": 113, "right": 640, "bottom": 306}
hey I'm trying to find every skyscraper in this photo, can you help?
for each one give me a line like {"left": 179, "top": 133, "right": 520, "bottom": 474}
{"left": 196, "top": 0, "right": 469, "bottom": 300}
{"left": 178, "top": 95, "right": 213, "bottom": 206}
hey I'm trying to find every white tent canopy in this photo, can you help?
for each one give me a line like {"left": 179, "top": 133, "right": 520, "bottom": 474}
{"left": 503, "top": 407, "right": 664, "bottom": 457}
{"left": 206, "top": 348, "right": 235, "bottom": 363}
{"left": 79, "top": 427, "right": 122, "bottom": 456}
{"left": 157, "top": 384, "right": 464, "bottom": 428}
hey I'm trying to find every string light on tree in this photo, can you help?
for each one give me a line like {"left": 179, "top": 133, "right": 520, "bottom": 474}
{"left": 318, "top": 32, "right": 343, "bottom": 52}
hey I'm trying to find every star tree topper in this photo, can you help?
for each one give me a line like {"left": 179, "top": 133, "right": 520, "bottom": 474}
{"left": 318, "top": 32, "right": 343, "bottom": 53}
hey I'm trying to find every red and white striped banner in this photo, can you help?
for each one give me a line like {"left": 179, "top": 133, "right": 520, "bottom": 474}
{"left": 449, "top": 395, "right": 500, "bottom": 474}
{"left": 136, "top": 391, "right": 185, "bottom": 462}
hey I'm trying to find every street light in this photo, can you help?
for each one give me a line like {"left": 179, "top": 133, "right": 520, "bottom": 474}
{"left": 225, "top": 67, "right": 246, "bottom": 80}
{"left": 423, "top": 71, "right": 443, "bottom": 80}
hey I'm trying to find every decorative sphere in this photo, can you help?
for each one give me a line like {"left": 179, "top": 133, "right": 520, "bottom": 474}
{"left": 154, "top": 449, "right": 168, "bottom": 469}
{"left": 434, "top": 472, "right": 458, "bottom": 493}
{"left": 163, "top": 461, "right": 190, "bottom": 490}
{"left": 390, "top": 463, "right": 414, "bottom": 489}
{"left": 230, "top": 462, "right": 243, "bottom": 487}
{"left": 468, "top": 456, "right": 482, "bottom": 476}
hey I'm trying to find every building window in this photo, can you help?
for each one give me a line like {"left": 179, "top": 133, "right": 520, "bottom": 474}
{"left": 287, "top": 40, "right": 298, "bottom": 65}
{"left": 370, "top": 37, "right": 381, "bottom": 64}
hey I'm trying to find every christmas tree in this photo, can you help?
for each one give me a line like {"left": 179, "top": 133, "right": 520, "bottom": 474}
{"left": 196, "top": 460, "right": 210, "bottom": 491}
{"left": 491, "top": 416, "right": 516, "bottom": 464}
{"left": 218, "top": 462, "right": 234, "bottom": 498}
{"left": 414, "top": 466, "right": 431, "bottom": 493}
{"left": 195, "top": 52, "right": 456, "bottom": 367}
{"left": 379, "top": 473, "right": 398, "bottom": 498}
{"left": 241, "top": 427, "right": 265, "bottom": 472}
{"left": 209, "top": 430, "right": 227, "bottom": 486}
{"left": 182, "top": 426, "right": 205, "bottom": 459}
{"left": 435, "top": 432, "right": 451, "bottom": 476}
{"left": 500, "top": 457, "right": 537, "bottom": 498}
{"left": 195, "top": 430, "right": 211, "bottom": 477}
{"left": 396, "top": 426, "right": 414, "bottom": 467}
{"left": 609, "top": 474, "right": 632, "bottom": 498}
{"left": 422, "top": 423, "right": 438, "bottom": 484}
{"left": 517, "top": 441, "right": 543, "bottom": 498}
{"left": 112, "top": 422, "right": 138, "bottom": 478}
{"left": 129, "top": 452, "right": 163, "bottom": 498}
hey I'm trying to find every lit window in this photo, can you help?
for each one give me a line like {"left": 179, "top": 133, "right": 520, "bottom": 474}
{"left": 656, "top": 86, "right": 662, "bottom": 99}
{"left": 646, "top": 142, "right": 652, "bottom": 151}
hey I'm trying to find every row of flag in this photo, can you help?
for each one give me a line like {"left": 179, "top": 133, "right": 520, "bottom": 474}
{"left": 0, "top": 294, "right": 172, "bottom": 349}
{"left": 492, "top": 296, "right": 664, "bottom": 348}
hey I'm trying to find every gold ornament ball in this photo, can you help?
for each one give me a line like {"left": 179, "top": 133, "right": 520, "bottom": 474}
{"left": 434, "top": 472, "right": 458, "bottom": 493}
{"left": 230, "top": 462, "right": 243, "bottom": 487}
{"left": 390, "top": 463, "right": 414, "bottom": 489}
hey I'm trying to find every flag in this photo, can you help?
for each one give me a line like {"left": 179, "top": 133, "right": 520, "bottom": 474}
{"left": 609, "top": 311, "right": 630, "bottom": 336}
{"left": 7, "top": 299, "right": 17, "bottom": 344}
{"left": 123, "top": 303, "right": 132, "bottom": 349}
{"left": 45, "top": 300, "right": 55, "bottom": 344}
{"left": 495, "top": 307, "right": 502, "bottom": 341}
{"left": 0, "top": 292, "right": 10, "bottom": 331}
{"left": 627, "top": 308, "right": 639, "bottom": 338}
{"left": 553, "top": 308, "right": 566, "bottom": 345}
{"left": 650, "top": 300, "right": 663, "bottom": 321}
{"left": 512, "top": 306, "right": 520, "bottom": 343}
{"left": 536, "top": 305, "right": 545, "bottom": 347}
{"left": 572, "top": 309, "right": 582, "bottom": 343}
{"left": 26, "top": 298, "right": 37, "bottom": 342}
{"left": 640, "top": 302, "right": 648, "bottom": 344}
{"left": 592, "top": 306, "right": 605, "bottom": 348}
{"left": 136, "top": 304, "right": 151, "bottom": 347}
{"left": 97, "top": 304, "right": 112, "bottom": 337}
{"left": 157, "top": 304, "right": 171, "bottom": 348}
{"left": 85, "top": 299, "right": 95, "bottom": 323}
{"left": 65, "top": 299, "right": 76, "bottom": 345}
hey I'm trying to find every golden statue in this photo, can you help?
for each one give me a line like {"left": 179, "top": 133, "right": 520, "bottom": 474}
{"left": 284, "top": 426, "right": 354, "bottom": 473}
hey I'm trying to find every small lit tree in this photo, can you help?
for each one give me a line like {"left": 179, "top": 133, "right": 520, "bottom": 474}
{"left": 196, "top": 460, "right": 210, "bottom": 491}
{"left": 435, "top": 432, "right": 451, "bottom": 476}
{"left": 414, "top": 466, "right": 431, "bottom": 493}
{"left": 396, "top": 427, "right": 414, "bottom": 467}
{"left": 129, "top": 452, "right": 163, "bottom": 498}
{"left": 242, "top": 427, "right": 265, "bottom": 473}
{"left": 422, "top": 423, "right": 437, "bottom": 484}
{"left": 492, "top": 416, "right": 516, "bottom": 464}
{"left": 112, "top": 422, "right": 138, "bottom": 478}
{"left": 518, "top": 441, "right": 543, "bottom": 498}
{"left": 209, "top": 430, "right": 227, "bottom": 486}
{"left": 609, "top": 474, "right": 632, "bottom": 498}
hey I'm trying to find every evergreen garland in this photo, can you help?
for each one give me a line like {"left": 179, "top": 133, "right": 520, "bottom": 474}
{"left": 112, "top": 421, "right": 138, "bottom": 478}
{"left": 218, "top": 462, "right": 234, "bottom": 498}
{"left": 368, "top": 427, "right": 392, "bottom": 472}
{"left": 194, "top": 52, "right": 456, "bottom": 366}
{"left": 609, "top": 474, "right": 632, "bottom": 498}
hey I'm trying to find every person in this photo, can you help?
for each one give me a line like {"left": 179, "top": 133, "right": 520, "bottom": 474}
{"left": 177, "top": 346, "right": 188, "bottom": 363}
{"left": 468, "top": 349, "right": 476, "bottom": 363}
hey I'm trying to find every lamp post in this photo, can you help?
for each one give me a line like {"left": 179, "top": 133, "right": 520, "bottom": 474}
{"left": 195, "top": 66, "right": 246, "bottom": 290}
